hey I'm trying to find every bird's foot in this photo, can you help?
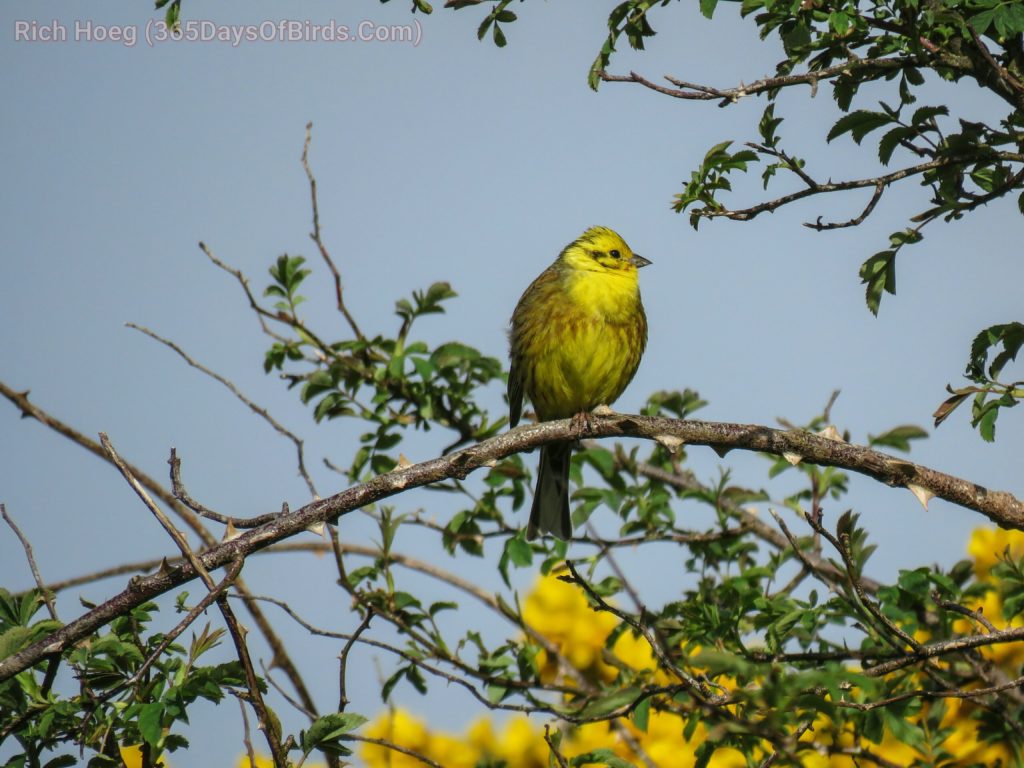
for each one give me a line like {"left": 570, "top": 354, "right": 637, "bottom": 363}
{"left": 570, "top": 405, "right": 614, "bottom": 438}
{"left": 570, "top": 410, "right": 594, "bottom": 438}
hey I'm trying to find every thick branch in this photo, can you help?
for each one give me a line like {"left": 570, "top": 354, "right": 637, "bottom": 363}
{"left": 2, "top": 413, "right": 1022, "bottom": 681}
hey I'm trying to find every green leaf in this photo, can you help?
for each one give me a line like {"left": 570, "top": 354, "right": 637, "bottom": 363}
{"left": 138, "top": 702, "right": 164, "bottom": 747}
{"left": 969, "top": 322, "right": 1024, "bottom": 380}
{"left": 699, "top": 0, "right": 718, "bottom": 19}
{"left": 631, "top": 696, "right": 651, "bottom": 732}
{"left": 877, "top": 126, "right": 916, "bottom": 165}
{"left": 570, "top": 749, "right": 636, "bottom": 767}
{"left": 911, "top": 105, "right": 949, "bottom": 126}
{"left": 301, "top": 712, "right": 368, "bottom": 756}
{"left": 933, "top": 386, "right": 973, "bottom": 427}
{"left": 0, "top": 626, "right": 35, "bottom": 658}
{"left": 867, "top": 424, "right": 928, "bottom": 452}
{"left": 694, "top": 742, "right": 716, "bottom": 768}
{"left": 994, "top": 2, "right": 1024, "bottom": 37}
{"left": 574, "top": 686, "right": 642, "bottom": 718}
{"left": 978, "top": 402, "right": 999, "bottom": 442}
{"left": 827, "top": 110, "right": 894, "bottom": 144}
{"left": 505, "top": 535, "right": 533, "bottom": 567}
{"left": 859, "top": 250, "right": 896, "bottom": 315}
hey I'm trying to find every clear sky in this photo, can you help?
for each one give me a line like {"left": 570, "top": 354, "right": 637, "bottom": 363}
{"left": 2, "top": 1, "right": 1023, "bottom": 766}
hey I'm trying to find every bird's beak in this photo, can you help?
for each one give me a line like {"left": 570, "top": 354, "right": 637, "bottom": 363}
{"left": 631, "top": 254, "right": 652, "bottom": 268}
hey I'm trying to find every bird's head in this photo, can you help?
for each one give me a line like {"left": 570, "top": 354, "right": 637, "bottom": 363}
{"left": 561, "top": 226, "right": 652, "bottom": 275}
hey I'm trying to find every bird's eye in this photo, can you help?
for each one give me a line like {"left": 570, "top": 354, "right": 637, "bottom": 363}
{"left": 610, "top": 249, "right": 621, "bottom": 259}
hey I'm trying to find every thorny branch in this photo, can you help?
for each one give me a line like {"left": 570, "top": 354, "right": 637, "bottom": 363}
{"left": 0, "top": 379, "right": 320, "bottom": 720}
{"left": 101, "top": 433, "right": 290, "bottom": 768}
{"left": 3, "top": 404, "right": 1024, "bottom": 681}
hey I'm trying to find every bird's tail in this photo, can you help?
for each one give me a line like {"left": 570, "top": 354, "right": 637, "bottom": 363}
{"left": 528, "top": 443, "right": 572, "bottom": 540}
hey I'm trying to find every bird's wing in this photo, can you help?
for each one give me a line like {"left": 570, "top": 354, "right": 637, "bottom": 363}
{"left": 508, "top": 359, "right": 524, "bottom": 427}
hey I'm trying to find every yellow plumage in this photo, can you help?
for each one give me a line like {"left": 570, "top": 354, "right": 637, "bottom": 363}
{"left": 508, "top": 226, "right": 650, "bottom": 539}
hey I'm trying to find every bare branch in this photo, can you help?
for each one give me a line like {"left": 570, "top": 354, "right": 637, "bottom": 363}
{"left": 0, "top": 379, "right": 319, "bottom": 714}
{"left": 101, "top": 433, "right": 213, "bottom": 586}
{"left": 170, "top": 449, "right": 283, "bottom": 528}
{"left": 339, "top": 612, "right": 373, "bottom": 712}
{"left": 4, "top": 411, "right": 1023, "bottom": 681}
{"left": 199, "top": 241, "right": 288, "bottom": 343}
{"left": 805, "top": 181, "right": 885, "bottom": 231}
{"left": 692, "top": 152, "right": 1024, "bottom": 223}
{"left": 128, "top": 323, "right": 318, "bottom": 498}
{"left": 302, "top": 122, "right": 365, "bottom": 343}
{"left": 599, "top": 55, "right": 924, "bottom": 103}
{"left": 2, "top": 504, "right": 57, "bottom": 620}
{"left": 344, "top": 735, "right": 441, "bottom": 768}
{"left": 101, "top": 432, "right": 289, "bottom": 767}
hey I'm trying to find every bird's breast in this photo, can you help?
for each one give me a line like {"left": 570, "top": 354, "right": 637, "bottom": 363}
{"left": 520, "top": 270, "right": 646, "bottom": 420}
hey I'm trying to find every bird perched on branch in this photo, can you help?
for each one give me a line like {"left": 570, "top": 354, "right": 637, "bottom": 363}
{"left": 508, "top": 226, "right": 650, "bottom": 540}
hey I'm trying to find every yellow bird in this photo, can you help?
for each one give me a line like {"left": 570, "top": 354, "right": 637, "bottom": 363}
{"left": 508, "top": 226, "right": 650, "bottom": 539}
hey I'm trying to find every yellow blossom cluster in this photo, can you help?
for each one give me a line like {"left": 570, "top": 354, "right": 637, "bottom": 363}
{"left": 962, "top": 526, "right": 1024, "bottom": 668}
{"left": 356, "top": 526, "right": 1024, "bottom": 767}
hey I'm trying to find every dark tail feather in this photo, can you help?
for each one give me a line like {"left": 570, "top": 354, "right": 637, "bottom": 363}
{"left": 527, "top": 444, "right": 571, "bottom": 540}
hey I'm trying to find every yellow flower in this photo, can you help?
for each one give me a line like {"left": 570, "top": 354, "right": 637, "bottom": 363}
{"left": 522, "top": 572, "right": 619, "bottom": 678}
{"left": 361, "top": 709, "right": 434, "bottom": 768}
{"left": 968, "top": 525, "right": 1024, "bottom": 580}
{"left": 120, "top": 745, "right": 165, "bottom": 768}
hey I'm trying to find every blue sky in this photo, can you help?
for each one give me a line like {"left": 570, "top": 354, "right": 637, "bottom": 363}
{"left": 2, "top": 1, "right": 1023, "bottom": 765}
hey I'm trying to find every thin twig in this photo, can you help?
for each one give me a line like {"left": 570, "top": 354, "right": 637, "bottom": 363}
{"left": 238, "top": 697, "right": 258, "bottom": 768}
{"left": 564, "top": 561, "right": 705, "bottom": 696}
{"left": 339, "top": 612, "right": 373, "bottom": 711}
{"left": 344, "top": 734, "right": 441, "bottom": 768}
{"left": 261, "top": 658, "right": 316, "bottom": 719}
{"left": 301, "top": 122, "right": 364, "bottom": 343}
{"left": 599, "top": 55, "right": 924, "bottom": 103}
{"left": 805, "top": 180, "right": 885, "bottom": 231}
{"left": 692, "top": 152, "right": 1024, "bottom": 223}
{"left": 101, "top": 433, "right": 212, "bottom": 586}
{"left": 199, "top": 242, "right": 287, "bottom": 343}
{"left": 543, "top": 724, "right": 570, "bottom": 768}
{"left": 219, "top": 588, "right": 290, "bottom": 768}
{"left": 102, "top": 432, "right": 288, "bottom": 768}
{"left": 128, "top": 323, "right": 318, "bottom": 498}
{"left": 2, "top": 504, "right": 57, "bottom": 620}
{"left": 0, "top": 380, "right": 318, "bottom": 715}
{"left": 170, "top": 449, "right": 282, "bottom": 528}
{"left": 934, "top": 595, "right": 998, "bottom": 633}
{"left": 837, "top": 672, "right": 1024, "bottom": 710}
